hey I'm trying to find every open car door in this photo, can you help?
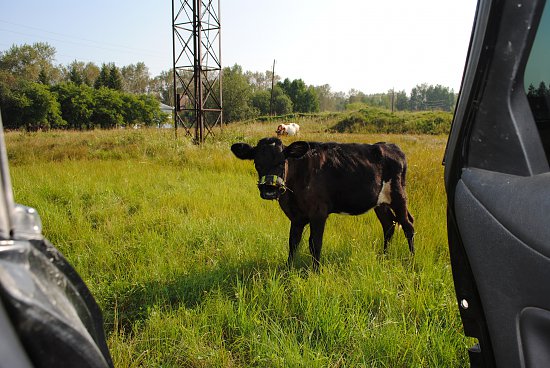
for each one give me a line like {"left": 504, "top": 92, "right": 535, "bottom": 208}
{"left": 444, "top": 0, "right": 550, "bottom": 367}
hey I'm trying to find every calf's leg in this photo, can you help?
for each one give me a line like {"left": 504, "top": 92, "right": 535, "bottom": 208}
{"left": 288, "top": 219, "right": 307, "bottom": 266}
{"left": 309, "top": 217, "right": 327, "bottom": 272}
{"left": 390, "top": 186, "right": 415, "bottom": 254}
{"left": 374, "top": 205, "right": 396, "bottom": 253}
{"left": 407, "top": 210, "right": 414, "bottom": 224}
{"left": 405, "top": 209, "right": 415, "bottom": 253}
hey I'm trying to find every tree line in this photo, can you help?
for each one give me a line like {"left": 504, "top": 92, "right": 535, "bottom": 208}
{"left": 223, "top": 66, "right": 457, "bottom": 122}
{"left": 0, "top": 42, "right": 457, "bottom": 130}
{"left": 0, "top": 43, "right": 170, "bottom": 130}
{"left": 527, "top": 81, "right": 550, "bottom": 124}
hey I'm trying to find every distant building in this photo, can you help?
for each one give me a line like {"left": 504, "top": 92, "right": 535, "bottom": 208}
{"left": 159, "top": 103, "right": 174, "bottom": 114}
{"left": 159, "top": 103, "right": 174, "bottom": 128}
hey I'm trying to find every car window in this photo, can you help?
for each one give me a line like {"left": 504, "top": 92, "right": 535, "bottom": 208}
{"left": 525, "top": 2, "right": 550, "bottom": 161}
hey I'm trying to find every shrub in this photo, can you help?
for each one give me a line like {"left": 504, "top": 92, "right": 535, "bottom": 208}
{"left": 330, "top": 106, "right": 452, "bottom": 135}
{"left": 2, "top": 81, "right": 65, "bottom": 130}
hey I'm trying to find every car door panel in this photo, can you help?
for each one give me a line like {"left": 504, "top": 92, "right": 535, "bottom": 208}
{"left": 444, "top": 0, "right": 550, "bottom": 366}
{"left": 520, "top": 307, "right": 550, "bottom": 368}
{"left": 460, "top": 168, "right": 550, "bottom": 257}
{"left": 455, "top": 175, "right": 550, "bottom": 367}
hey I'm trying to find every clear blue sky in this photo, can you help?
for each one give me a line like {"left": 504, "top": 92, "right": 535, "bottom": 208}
{"left": 0, "top": 0, "right": 477, "bottom": 95}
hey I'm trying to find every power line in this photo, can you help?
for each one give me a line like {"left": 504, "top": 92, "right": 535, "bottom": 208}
{"left": 0, "top": 19, "right": 161, "bottom": 56}
{"left": 0, "top": 23, "right": 172, "bottom": 75}
{"left": 0, "top": 28, "right": 166, "bottom": 65}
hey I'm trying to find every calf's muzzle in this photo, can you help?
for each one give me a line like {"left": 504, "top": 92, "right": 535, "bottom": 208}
{"left": 258, "top": 175, "right": 287, "bottom": 200}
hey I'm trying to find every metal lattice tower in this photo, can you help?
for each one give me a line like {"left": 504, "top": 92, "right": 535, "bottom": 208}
{"left": 172, "top": 0, "right": 222, "bottom": 143}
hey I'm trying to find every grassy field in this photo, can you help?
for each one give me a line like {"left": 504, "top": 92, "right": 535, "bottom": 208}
{"left": 6, "top": 119, "right": 468, "bottom": 367}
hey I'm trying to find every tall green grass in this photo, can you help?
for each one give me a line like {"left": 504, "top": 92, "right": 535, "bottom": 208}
{"left": 6, "top": 122, "right": 468, "bottom": 367}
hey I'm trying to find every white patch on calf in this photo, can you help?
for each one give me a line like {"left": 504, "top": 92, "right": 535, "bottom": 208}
{"left": 377, "top": 180, "right": 392, "bottom": 205}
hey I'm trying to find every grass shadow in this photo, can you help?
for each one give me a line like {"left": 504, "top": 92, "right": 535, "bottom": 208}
{"left": 100, "top": 237, "right": 413, "bottom": 335}
{"left": 102, "top": 258, "right": 282, "bottom": 334}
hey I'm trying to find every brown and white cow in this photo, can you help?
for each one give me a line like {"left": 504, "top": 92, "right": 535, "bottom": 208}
{"left": 231, "top": 137, "right": 415, "bottom": 271}
{"left": 276, "top": 123, "right": 300, "bottom": 136}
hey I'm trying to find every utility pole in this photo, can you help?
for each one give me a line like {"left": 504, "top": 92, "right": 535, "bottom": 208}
{"left": 172, "top": 0, "right": 223, "bottom": 144}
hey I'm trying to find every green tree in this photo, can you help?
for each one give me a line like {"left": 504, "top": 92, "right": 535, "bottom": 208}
{"left": 250, "top": 85, "right": 293, "bottom": 115}
{"left": 120, "top": 93, "right": 163, "bottom": 127}
{"left": 121, "top": 93, "right": 143, "bottom": 125}
{"left": 299, "top": 85, "right": 319, "bottom": 113}
{"left": 409, "top": 85, "right": 424, "bottom": 110}
{"left": 537, "top": 81, "right": 548, "bottom": 97}
{"left": 2, "top": 81, "right": 65, "bottom": 130}
{"left": 108, "top": 64, "right": 122, "bottom": 91}
{"left": 245, "top": 70, "right": 279, "bottom": 93}
{"left": 52, "top": 82, "right": 95, "bottom": 129}
{"left": 94, "top": 63, "right": 122, "bottom": 90}
{"left": 425, "top": 84, "right": 455, "bottom": 111}
{"left": 0, "top": 83, "right": 28, "bottom": 129}
{"left": 272, "top": 89, "right": 293, "bottom": 115}
{"left": 250, "top": 89, "right": 271, "bottom": 115}
{"left": 348, "top": 89, "right": 366, "bottom": 105}
{"left": 94, "top": 64, "right": 109, "bottom": 89}
{"left": 394, "top": 90, "right": 409, "bottom": 111}
{"left": 91, "top": 87, "right": 124, "bottom": 128}
{"left": 362, "top": 92, "right": 391, "bottom": 109}
{"left": 148, "top": 70, "right": 173, "bottom": 105}
{"left": 64, "top": 61, "right": 100, "bottom": 87}
{"left": 222, "top": 64, "right": 254, "bottom": 122}
{"left": 38, "top": 69, "right": 50, "bottom": 85}
{"left": 67, "top": 62, "right": 84, "bottom": 85}
{"left": 82, "top": 62, "right": 100, "bottom": 86}
{"left": 121, "top": 62, "right": 150, "bottom": 94}
{"left": 314, "top": 84, "right": 337, "bottom": 111}
{"left": 278, "top": 78, "right": 319, "bottom": 113}
{"left": 409, "top": 83, "right": 455, "bottom": 111}
{"left": 527, "top": 81, "right": 550, "bottom": 123}
{"left": 0, "top": 42, "right": 60, "bottom": 85}
{"left": 137, "top": 94, "right": 167, "bottom": 126}
{"left": 333, "top": 91, "right": 347, "bottom": 111}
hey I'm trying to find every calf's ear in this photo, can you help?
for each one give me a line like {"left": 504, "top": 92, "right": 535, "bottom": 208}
{"left": 231, "top": 143, "right": 256, "bottom": 160}
{"left": 284, "top": 141, "right": 310, "bottom": 159}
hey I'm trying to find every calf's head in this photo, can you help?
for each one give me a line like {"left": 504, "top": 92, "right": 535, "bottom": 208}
{"left": 231, "top": 138, "right": 309, "bottom": 200}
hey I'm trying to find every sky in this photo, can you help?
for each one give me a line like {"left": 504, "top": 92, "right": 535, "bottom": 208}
{"left": 525, "top": 1, "right": 550, "bottom": 90}
{"left": 0, "top": 0, "right": 477, "bottom": 95}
